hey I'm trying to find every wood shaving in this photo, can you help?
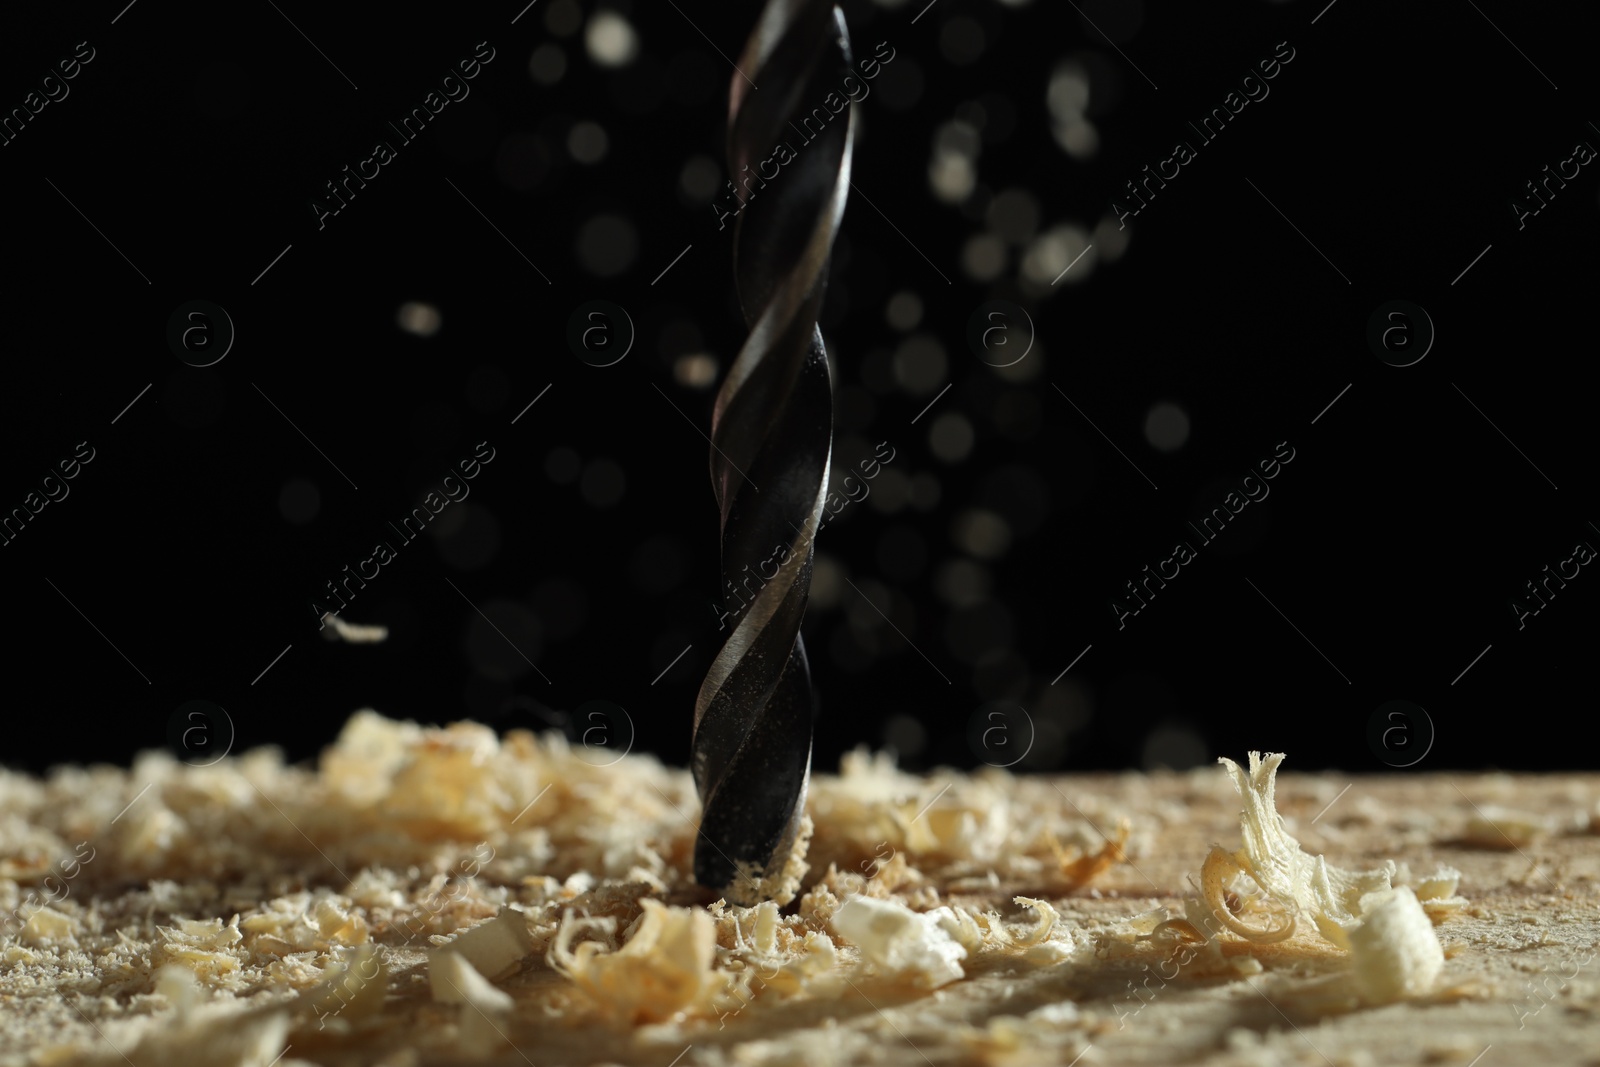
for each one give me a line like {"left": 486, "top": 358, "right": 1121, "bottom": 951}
{"left": 430, "top": 905, "right": 534, "bottom": 981}
{"left": 1050, "top": 820, "right": 1130, "bottom": 887}
{"left": 1200, "top": 751, "right": 1465, "bottom": 1003}
{"left": 2, "top": 716, "right": 1593, "bottom": 1065}
{"left": 1461, "top": 806, "right": 1553, "bottom": 849}
{"left": 319, "top": 613, "right": 390, "bottom": 644}
{"left": 831, "top": 894, "right": 967, "bottom": 988}
{"left": 549, "top": 898, "right": 718, "bottom": 1022}
{"left": 1346, "top": 886, "right": 1444, "bottom": 1002}
{"left": 306, "top": 943, "right": 387, "bottom": 1028}
{"left": 430, "top": 950, "right": 513, "bottom": 1058}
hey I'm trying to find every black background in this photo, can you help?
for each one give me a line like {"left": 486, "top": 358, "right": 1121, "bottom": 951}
{"left": 1, "top": 0, "right": 1594, "bottom": 778}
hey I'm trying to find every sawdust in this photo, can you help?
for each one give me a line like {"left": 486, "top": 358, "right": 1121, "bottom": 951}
{"left": 1, "top": 713, "right": 1596, "bottom": 1066}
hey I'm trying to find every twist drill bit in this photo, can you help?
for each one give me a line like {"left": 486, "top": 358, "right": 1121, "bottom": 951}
{"left": 691, "top": 0, "right": 855, "bottom": 906}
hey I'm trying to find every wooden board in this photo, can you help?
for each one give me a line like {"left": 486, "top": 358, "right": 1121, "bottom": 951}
{"left": 1, "top": 713, "right": 1596, "bottom": 1067}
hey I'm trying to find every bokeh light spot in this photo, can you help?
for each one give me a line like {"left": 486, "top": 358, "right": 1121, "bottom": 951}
{"left": 1144, "top": 401, "right": 1191, "bottom": 452}
{"left": 886, "top": 291, "right": 923, "bottom": 331}
{"left": 939, "top": 17, "right": 986, "bottom": 65}
{"left": 396, "top": 301, "right": 441, "bottom": 337}
{"left": 893, "top": 335, "right": 948, "bottom": 393}
{"left": 528, "top": 44, "right": 567, "bottom": 85}
{"left": 567, "top": 121, "right": 609, "bottom": 164}
{"left": 928, "top": 411, "right": 975, "bottom": 463}
{"left": 579, "top": 459, "right": 626, "bottom": 508}
{"left": 1142, "top": 722, "right": 1208, "bottom": 770}
{"left": 576, "top": 214, "right": 638, "bottom": 277}
{"left": 883, "top": 714, "right": 927, "bottom": 759}
{"left": 545, "top": 0, "right": 581, "bottom": 36}
{"left": 585, "top": 11, "right": 639, "bottom": 67}
{"left": 952, "top": 509, "right": 1012, "bottom": 558}
{"left": 673, "top": 353, "right": 719, "bottom": 389}
{"left": 961, "top": 234, "right": 1006, "bottom": 281}
{"left": 679, "top": 155, "right": 720, "bottom": 202}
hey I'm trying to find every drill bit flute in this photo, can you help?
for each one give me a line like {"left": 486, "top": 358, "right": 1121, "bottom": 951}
{"left": 691, "top": 0, "right": 855, "bottom": 905}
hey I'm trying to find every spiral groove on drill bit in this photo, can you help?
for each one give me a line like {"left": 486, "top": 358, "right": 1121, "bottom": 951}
{"left": 691, "top": 0, "right": 854, "bottom": 905}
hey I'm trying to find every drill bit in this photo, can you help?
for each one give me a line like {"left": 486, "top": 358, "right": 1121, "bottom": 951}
{"left": 691, "top": 0, "right": 855, "bottom": 905}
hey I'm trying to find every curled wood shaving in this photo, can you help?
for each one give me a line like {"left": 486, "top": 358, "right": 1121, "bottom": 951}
{"left": 1202, "top": 751, "right": 1462, "bottom": 1003}
{"left": 548, "top": 898, "right": 717, "bottom": 1022}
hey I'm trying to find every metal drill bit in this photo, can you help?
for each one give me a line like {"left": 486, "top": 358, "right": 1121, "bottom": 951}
{"left": 691, "top": 0, "right": 854, "bottom": 905}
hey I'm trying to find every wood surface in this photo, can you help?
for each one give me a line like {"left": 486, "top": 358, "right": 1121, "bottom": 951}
{"left": 1, "top": 716, "right": 1596, "bottom": 1067}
